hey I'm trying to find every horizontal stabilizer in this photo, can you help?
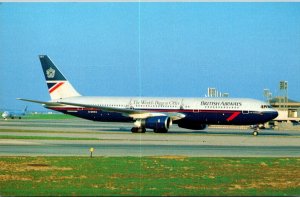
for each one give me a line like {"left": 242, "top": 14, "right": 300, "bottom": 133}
{"left": 17, "top": 98, "right": 65, "bottom": 106}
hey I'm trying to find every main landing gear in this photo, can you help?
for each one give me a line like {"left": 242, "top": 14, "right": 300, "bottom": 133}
{"left": 131, "top": 127, "right": 169, "bottom": 133}
{"left": 131, "top": 127, "right": 146, "bottom": 133}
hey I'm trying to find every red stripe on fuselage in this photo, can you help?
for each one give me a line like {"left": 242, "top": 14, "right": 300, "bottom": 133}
{"left": 49, "top": 82, "right": 64, "bottom": 93}
{"left": 226, "top": 112, "right": 241, "bottom": 121}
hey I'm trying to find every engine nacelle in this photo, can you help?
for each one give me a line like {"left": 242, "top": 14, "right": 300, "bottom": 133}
{"left": 144, "top": 116, "right": 171, "bottom": 130}
{"left": 178, "top": 121, "right": 207, "bottom": 130}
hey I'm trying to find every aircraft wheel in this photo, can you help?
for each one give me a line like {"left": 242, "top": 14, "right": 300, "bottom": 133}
{"left": 131, "top": 127, "right": 146, "bottom": 133}
{"left": 139, "top": 127, "right": 146, "bottom": 133}
{"left": 131, "top": 127, "right": 138, "bottom": 133}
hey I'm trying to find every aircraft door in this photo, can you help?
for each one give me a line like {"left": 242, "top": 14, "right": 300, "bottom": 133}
{"left": 193, "top": 108, "right": 199, "bottom": 113}
{"left": 192, "top": 104, "right": 200, "bottom": 121}
{"left": 242, "top": 110, "right": 249, "bottom": 114}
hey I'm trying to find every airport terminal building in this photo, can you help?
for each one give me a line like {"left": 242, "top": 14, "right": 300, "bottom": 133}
{"left": 269, "top": 97, "right": 300, "bottom": 130}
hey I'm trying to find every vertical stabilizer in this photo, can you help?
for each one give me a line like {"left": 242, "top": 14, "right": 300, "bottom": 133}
{"left": 39, "top": 55, "right": 81, "bottom": 100}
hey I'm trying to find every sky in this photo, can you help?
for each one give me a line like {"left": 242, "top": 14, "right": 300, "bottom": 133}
{"left": 1, "top": 2, "right": 300, "bottom": 111}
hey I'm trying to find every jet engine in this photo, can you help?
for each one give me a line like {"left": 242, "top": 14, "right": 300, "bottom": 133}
{"left": 144, "top": 116, "right": 172, "bottom": 130}
{"left": 178, "top": 120, "right": 207, "bottom": 130}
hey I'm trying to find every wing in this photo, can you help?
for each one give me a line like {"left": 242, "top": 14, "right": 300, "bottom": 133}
{"left": 58, "top": 101, "right": 185, "bottom": 120}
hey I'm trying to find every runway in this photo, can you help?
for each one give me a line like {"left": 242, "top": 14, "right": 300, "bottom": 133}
{"left": 0, "top": 118, "right": 300, "bottom": 157}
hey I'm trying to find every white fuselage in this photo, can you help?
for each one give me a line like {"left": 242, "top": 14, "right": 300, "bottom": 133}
{"left": 51, "top": 96, "right": 272, "bottom": 112}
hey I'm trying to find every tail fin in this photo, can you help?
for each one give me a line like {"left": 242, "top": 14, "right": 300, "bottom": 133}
{"left": 23, "top": 106, "right": 28, "bottom": 113}
{"left": 39, "top": 55, "right": 81, "bottom": 100}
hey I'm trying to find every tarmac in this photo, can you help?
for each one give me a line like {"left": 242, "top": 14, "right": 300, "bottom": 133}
{"left": 0, "top": 118, "right": 299, "bottom": 157}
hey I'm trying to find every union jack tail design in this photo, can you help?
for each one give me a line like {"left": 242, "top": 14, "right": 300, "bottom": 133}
{"left": 39, "top": 55, "right": 81, "bottom": 100}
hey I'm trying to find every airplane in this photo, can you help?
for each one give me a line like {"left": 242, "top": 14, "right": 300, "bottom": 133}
{"left": 18, "top": 55, "right": 278, "bottom": 136}
{"left": 2, "top": 106, "right": 27, "bottom": 120}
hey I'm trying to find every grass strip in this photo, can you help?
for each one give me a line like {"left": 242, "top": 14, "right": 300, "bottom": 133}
{"left": 0, "top": 128, "right": 99, "bottom": 134}
{"left": 0, "top": 135, "right": 98, "bottom": 140}
{"left": 25, "top": 114, "right": 76, "bottom": 119}
{"left": 0, "top": 156, "right": 299, "bottom": 196}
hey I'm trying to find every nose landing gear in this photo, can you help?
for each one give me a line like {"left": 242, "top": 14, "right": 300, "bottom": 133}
{"left": 252, "top": 125, "right": 259, "bottom": 136}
